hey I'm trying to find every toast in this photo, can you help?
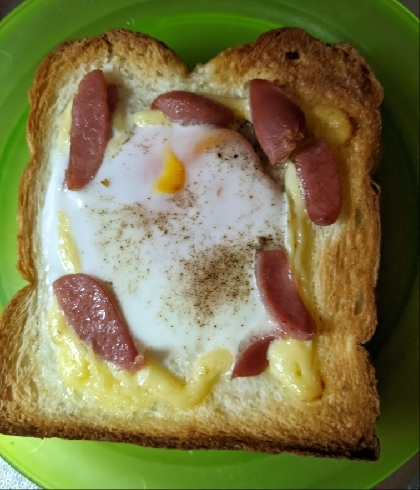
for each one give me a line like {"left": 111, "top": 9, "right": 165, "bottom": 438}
{"left": 0, "top": 28, "right": 383, "bottom": 459}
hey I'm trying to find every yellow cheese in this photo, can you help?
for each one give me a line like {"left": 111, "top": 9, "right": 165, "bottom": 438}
{"left": 312, "top": 105, "right": 352, "bottom": 149}
{"left": 49, "top": 303, "right": 232, "bottom": 412}
{"left": 201, "top": 93, "right": 251, "bottom": 121}
{"left": 284, "top": 163, "right": 313, "bottom": 299}
{"left": 105, "top": 103, "right": 129, "bottom": 157}
{"left": 105, "top": 110, "right": 172, "bottom": 157}
{"left": 58, "top": 211, "right": 81, "bottom": 274}
{"left": 130, "top": 109, "right": 171, "bottom": 127}
{"left": 57, "top": 101, "right": 72, "bottom": 153}
{"left": 268, "top": 339, "right": 322, "bottom": 402}
{"left": 302, "top": 103, "right": 352, "bottom": 149}
{"left": 272, "top": 164, "right": 322, "bottom": 402}
{"left": 112, "top": 102, "right": 126, "bottom": 132}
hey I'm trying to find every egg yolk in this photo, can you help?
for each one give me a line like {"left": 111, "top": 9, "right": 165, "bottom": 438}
{"left": 155, "top": 149, "right": 186, "bottom": 193}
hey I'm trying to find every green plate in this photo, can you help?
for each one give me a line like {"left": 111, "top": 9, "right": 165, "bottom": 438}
{"left": 0, "top": 0, "right": 418, "bottom": 488}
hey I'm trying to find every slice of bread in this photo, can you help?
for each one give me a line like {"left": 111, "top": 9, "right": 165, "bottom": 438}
{"left": 0, "top": 28, "right": 383, "bottom": 459}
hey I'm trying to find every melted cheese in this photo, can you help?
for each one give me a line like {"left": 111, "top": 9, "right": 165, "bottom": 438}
{"left": 49, "top": 302, "right": 232, "bottom": 411}
{"left": 284, "top": 163, "right": 313, "bottom": 299}
{"left": 57, "top": 211, "right": 81, "bottom": 274}
{"left": 202, "top": 93, "right": 251, "bottom": 121}
{"left": 308, "top": 104, "right": 352, "bottom": 148}
{"left": 277, "top": 104, "right": 350, "bottom": 401}
{"left": 280, "top": 163, "right": 322, "bottom": 402}
{"left": 130, "top": 109, "right": 171, "bottom": 127}
{"left": 268, "top": 339, "right": 322, "bottom": 402}
{"left": 57, "top": 101, "right": 72, "bottom": 153}
{"left": 112, "top": 102, "right": 126, "bottom": 132}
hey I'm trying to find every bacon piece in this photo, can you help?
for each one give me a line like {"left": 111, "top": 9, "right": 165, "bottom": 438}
{"left": 67, "top": 70, "right": 111, "bottom": 190}
{"left": 151, "top": 91, "right": 234, "bottom": 127}
{"left": 231, "top": 334, "right": 278, "bottom": 378}
{"left": 255, "top": 249, "right": 316, "bottom": 341}
{"left": 53, "top": 273, "right": 143, "bottom": 372}
{"left": 293, "top": 137, "right": 342, "bottom": 225}
{"left": 249, "top": 78, "right": 305, "bottom": 164}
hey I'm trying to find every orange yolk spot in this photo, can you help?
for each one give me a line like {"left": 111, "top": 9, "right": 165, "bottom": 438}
{"left": 155, "top": 149, "right": 186, "bottom": 194}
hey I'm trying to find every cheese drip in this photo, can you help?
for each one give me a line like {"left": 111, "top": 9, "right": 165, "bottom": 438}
{"left": 277, "top": 103, "right": 352, "bottom": 402}
{"left": 49, "top": 303, "right": 232, "bottom": 411}
{"left": 268, "top": 339, "right": 321, "bottom": 402}
{"left": 268, "top": 163, "right": 322, "bottom": 402}
{"left": 58, "top": 211, "right": 81, "bottom": 273}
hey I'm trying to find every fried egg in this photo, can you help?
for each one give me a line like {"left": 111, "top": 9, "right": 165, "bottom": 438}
{"left": 42, "top": 117, "right": 288, "bottom": 377}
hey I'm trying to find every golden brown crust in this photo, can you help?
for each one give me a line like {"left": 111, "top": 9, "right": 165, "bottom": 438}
{"left": 0, "top": 28, "right": 382, "bottom": 460}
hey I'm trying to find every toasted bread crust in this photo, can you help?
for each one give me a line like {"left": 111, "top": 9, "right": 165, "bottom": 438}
{"left": 0, "top": 28, "right": 382, "bottom": 460}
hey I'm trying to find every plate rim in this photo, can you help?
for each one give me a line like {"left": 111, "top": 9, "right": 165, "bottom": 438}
{"left": 0, "top": 0, "right": 419, "bottom": 488}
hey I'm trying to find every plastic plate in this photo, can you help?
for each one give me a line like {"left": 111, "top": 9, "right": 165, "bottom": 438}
{"left": 0, "top": 0, "right": 418, "bottom": 488}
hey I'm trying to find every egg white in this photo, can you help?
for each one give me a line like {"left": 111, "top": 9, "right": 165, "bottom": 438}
{"left": 42, "top": 122, "right": 288, "bottom": 376}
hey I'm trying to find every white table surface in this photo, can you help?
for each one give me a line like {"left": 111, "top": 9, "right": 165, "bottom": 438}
{"left": 0, "top": 0, "right": 418, "bottom": 488}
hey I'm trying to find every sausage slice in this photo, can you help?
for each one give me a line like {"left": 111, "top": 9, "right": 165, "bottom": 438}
{"left": 151, "top": 91, "right": 234, "bottom": 127}
{"left": 231, "top": 334, "right": 278, "bottom": 378}
{"left": 67, "top": 70, "right": 111, "bottom": 190}
{"left": 249, "top": 78, "right": 305, "bottom": 164}
{"left": 53, "top": 273, "right": 144, "bottom": 372}
{"left": 232, "top": 249, "right": 316, "bottom": 379}
{"left": 255, "top": 249, "right": 316, "bottom": 341}
{"left": 293, "top": 137, "right": 342, "bottom": 226}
